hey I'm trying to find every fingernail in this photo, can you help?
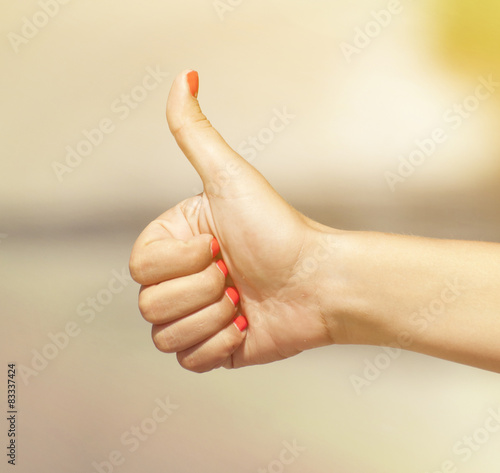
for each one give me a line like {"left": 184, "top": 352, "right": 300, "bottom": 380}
{"left": 225, "top": 287, "right": 240, "bottom": 306}
{"left": 233, "top": 315, "right": 248, "bottom": 332}
{"left": 211, "top": 237, "right": 220, "bottom": 258}
{"left": 187, "top": 70, "right": 199, "bottom": 98}
{"left": 216, "top": 260, "right": 228, "bottom": 277}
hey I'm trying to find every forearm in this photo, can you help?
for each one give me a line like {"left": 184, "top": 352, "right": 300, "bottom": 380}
{"left": 321, "top": 230, "right": 500, "bottom": 372}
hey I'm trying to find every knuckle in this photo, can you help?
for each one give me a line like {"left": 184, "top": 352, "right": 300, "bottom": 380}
{"left": 222, "top": 334, "right": 241, "bottom": 356}
{"left": 129, "top": 251, "right": 146, "bottom": 283}
{"left": 171, "top": 116, "right": 210, "bottom": 144}
{"left": 200, "top": 267, "right": 225, "bottom": 301}
{"left": 218, "top": 328, "right": 244, "bottom": 359}
{"left": 177, "top": 352, "right": 208, "bottom": 374}
{"left": 152, "top": 327, "right": 177, "bottom": 354}
{"left": 213, "top": 268, "right": 227, "bottom": 293}
{"left": 138, "top": 290, "right": 159, "bottom": 323}
{"left": 184, "top": 243, "right": 209, "bottom": 274}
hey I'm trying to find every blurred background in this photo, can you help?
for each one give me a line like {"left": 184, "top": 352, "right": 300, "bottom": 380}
{"left": 1, "top": 0, "right": 500, "bottom": 472}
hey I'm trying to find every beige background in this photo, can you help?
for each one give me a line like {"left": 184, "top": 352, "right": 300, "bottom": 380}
{"left": 1, "top": 1, "right": 500, "bottom": 472}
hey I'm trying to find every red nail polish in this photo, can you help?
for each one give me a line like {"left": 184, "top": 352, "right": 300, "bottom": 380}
{"left": 211, "top": 237, "right": 220, "bottom": 258}
{"left": 187, "top": 70, "right": 199, "bottom": 98}
{"left": 233, "top": 315, "right": 248, "bottom": 332}
{"left": 225, "top": 287, "right": 239, "bottom": 306}
{"left": 216, "top": 260, "right": 228, "bottom": 277}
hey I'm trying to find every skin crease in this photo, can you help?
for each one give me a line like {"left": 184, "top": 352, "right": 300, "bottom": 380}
{"left": 130, "top": 70, "right": 500, "bottom": 374}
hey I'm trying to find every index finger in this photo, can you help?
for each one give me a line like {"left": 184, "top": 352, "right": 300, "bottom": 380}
{"left": 129, "top": 208, "right": 217, "bottom": 286}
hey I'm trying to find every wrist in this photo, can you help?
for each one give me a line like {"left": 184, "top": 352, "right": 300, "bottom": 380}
{"left": 311, "top": 226, "right": 390, "bottom": 347}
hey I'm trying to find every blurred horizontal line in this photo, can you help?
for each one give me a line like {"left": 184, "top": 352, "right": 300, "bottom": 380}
{"left": 1, "top": 190, "right": 499, "bottom": 243}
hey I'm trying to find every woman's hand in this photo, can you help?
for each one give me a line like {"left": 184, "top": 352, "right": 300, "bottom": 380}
{"left": 129, "top": 70, "right": 340, "bottom": 373}
{"left": 131, "top": 70, "right": 500, "bottom": 375}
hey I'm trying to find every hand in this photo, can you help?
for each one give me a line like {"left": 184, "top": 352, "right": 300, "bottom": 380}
{"left": 129, "top": 70, "right": 339, "bottom": 373}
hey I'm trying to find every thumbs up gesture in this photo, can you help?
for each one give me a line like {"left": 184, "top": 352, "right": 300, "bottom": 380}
{"left": 129, "top": 70, "right": 339, "bottom": 373}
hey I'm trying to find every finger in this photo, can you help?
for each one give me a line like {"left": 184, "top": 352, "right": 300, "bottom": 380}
{"left": 166, "top": 70, "right": 264, "bottom": 195}
{"left": 151, "top": 288, "right": 239, "bottom": 353}
{"left": 130, "top": 229, "right": 217, "bottom": 286}
{"left": 176, "top": 314, "right": 248, "bottom": 373}
{"left": 139, "top": 260, "right": 229, "bottom": 324}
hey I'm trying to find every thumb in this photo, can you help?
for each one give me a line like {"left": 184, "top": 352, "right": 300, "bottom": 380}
{"left": 166, "top": 70, "right": 258, "bottom": 194}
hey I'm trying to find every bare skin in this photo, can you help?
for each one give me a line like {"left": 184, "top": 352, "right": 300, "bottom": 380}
{"left": 129, "top": 70, "right": 500, "bottom": 374}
